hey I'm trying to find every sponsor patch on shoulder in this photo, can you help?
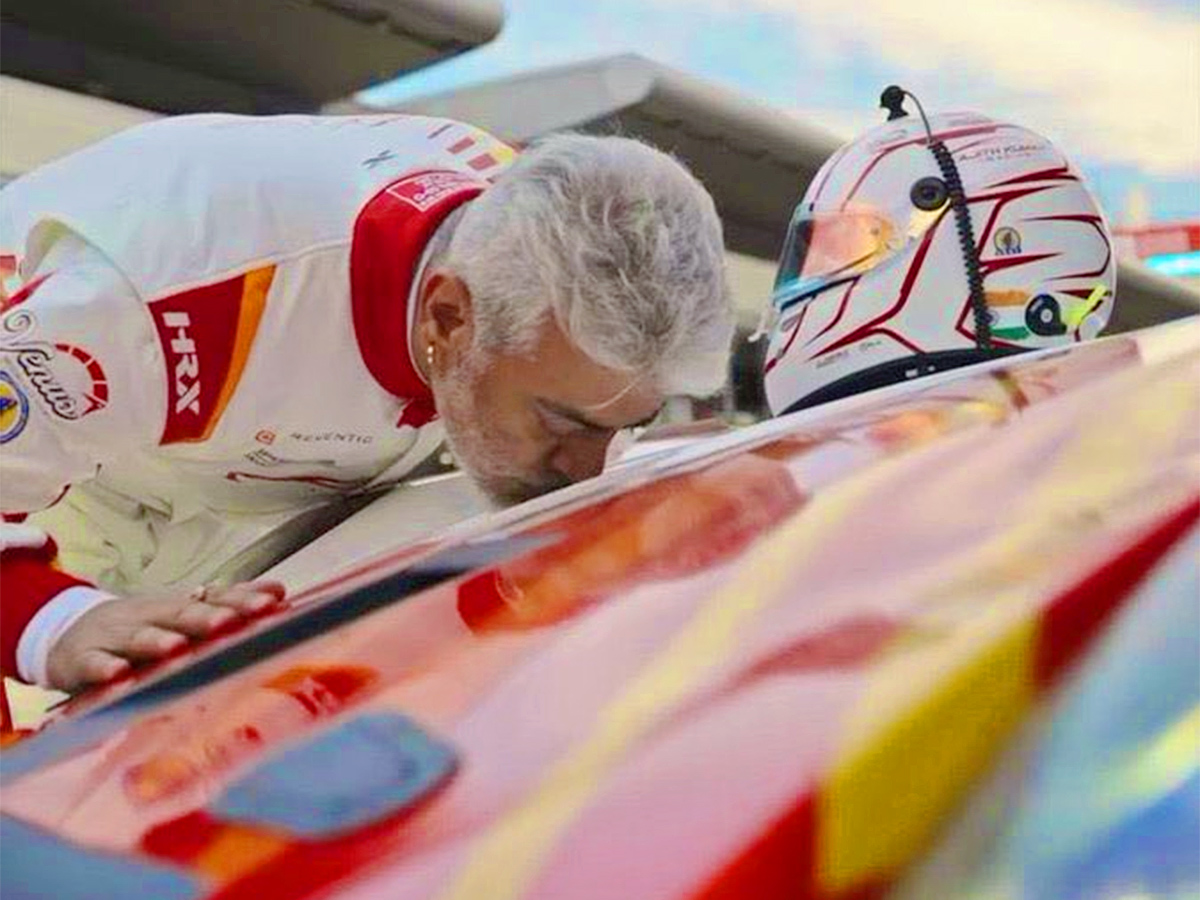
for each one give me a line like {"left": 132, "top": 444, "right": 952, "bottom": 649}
{"left": 385, "top": 171, "right": 483, "bottom": 213}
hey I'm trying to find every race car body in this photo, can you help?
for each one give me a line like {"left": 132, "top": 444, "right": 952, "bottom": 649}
{"left": 1, "top": 317, "right": 1197, "bottom": 900}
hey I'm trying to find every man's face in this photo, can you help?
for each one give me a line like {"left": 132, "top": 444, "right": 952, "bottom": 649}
{"left": 430, "top": 319, "right": 663, "bottom": 506}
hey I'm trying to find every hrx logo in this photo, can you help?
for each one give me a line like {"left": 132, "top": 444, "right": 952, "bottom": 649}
{"left": 162, "top": 311, "right": 201, "bottom": 415}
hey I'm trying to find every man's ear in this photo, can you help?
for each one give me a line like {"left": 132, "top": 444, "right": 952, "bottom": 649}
{"left": 417, "top": 271, "right": 475, "bottom": 365}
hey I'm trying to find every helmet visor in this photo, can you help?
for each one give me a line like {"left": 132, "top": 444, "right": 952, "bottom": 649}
{"left": 772, "top": 208, "right": 896, "bottom": 308}
{"left": 771, "top": 204, "right": 944, "bottom": 310}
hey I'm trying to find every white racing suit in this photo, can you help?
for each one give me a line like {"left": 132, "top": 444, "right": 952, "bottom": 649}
{"left": 0, "top": 113, "right": 515, "bottom": 688}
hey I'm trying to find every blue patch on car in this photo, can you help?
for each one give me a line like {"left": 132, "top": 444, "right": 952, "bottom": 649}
{"left": 0, "top": 815, "right": 198, "bottom": 900}
{"left": 212, "top": 712, "right": 457, "bottom": 837}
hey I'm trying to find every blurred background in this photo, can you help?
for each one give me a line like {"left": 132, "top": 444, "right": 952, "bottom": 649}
{"left": 2, "top": 0, "right": 1198, "bottom": 423}
{"left": 362, "top": 0, "right": 1200, "bottom": 221}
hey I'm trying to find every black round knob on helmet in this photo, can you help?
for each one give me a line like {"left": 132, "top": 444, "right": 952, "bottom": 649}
{"left": 910, "top": 177, "right": 949, "bottom": 211}
{"left": 1026, "top": 294, "right": 1067, "bottom": 336}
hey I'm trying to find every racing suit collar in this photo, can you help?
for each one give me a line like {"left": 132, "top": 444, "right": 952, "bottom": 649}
{"left": 350, "top": 170, "right": 486, "bottom": 429}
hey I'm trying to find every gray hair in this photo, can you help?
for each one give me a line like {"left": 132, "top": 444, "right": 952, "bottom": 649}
{"left": 441, "top": 133, "right": 735, "bottom": 396}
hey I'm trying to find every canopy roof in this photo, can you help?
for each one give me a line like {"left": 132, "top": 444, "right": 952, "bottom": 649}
{"left": 0, "top": 0, "right": 503, "bottom": 113}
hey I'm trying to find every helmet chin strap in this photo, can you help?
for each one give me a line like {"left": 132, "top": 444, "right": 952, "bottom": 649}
{"left": 881, "top": 86, "right": 993, "bottom": 350}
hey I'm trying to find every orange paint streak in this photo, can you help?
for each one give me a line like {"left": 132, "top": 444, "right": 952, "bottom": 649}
{"left": 192, "top": 825, "right": 290, "bottom": 884}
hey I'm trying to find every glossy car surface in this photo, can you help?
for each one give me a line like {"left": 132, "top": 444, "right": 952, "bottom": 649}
{"left": 2, "top": 319, "right": 1197, "bottom": 900}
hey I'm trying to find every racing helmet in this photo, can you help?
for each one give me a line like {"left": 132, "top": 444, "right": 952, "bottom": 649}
{"left": 762, "top": 87, "right": 1116, "bottom": 415}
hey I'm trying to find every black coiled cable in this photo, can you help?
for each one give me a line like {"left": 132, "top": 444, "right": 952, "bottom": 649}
{"left": 928, "top": 140, "right": 992, "bottom": 349}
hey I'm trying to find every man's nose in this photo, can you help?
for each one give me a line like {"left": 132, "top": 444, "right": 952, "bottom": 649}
{"left": 549, "top": 430, "right": 615, "bottom": 483}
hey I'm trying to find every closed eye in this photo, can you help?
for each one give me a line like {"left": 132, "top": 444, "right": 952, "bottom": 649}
{"left": 536, "top": 401, "right": 614, "bottom": 438}
{"left": 537, "top": 405, "right": 591, "bottom": 438}
{"left": 536, "top": 399, "right": 660, "bottom": 439}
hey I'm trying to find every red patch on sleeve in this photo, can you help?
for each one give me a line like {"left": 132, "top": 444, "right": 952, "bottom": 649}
{"left": 383, "top": 170, "right": 482, "bottom": 213}
{"left": 0, "top": 539, "right": 92, "bottom": 680}
{"left": 149, "top": 276, "right": 244, "bottom": 444}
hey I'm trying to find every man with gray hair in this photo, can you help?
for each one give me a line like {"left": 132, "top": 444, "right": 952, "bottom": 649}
{"left": 0, "top": 114, "right": 733, "bottom": 696}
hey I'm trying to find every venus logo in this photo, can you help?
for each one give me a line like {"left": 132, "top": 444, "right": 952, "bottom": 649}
{"left": 15, "top": 347, "right": 78, "bottom": 418}
{"left": 162, "top": 311, "right": 201, "bottom": 415}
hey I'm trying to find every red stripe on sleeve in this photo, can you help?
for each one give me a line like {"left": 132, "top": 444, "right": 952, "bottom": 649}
{"left": 0, "top": 540, "right": 92, "bottom": 680}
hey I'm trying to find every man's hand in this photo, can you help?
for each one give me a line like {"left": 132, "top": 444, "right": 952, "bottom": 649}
{"left": 45, "top": 581, "right": 286, "bottom": 692}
